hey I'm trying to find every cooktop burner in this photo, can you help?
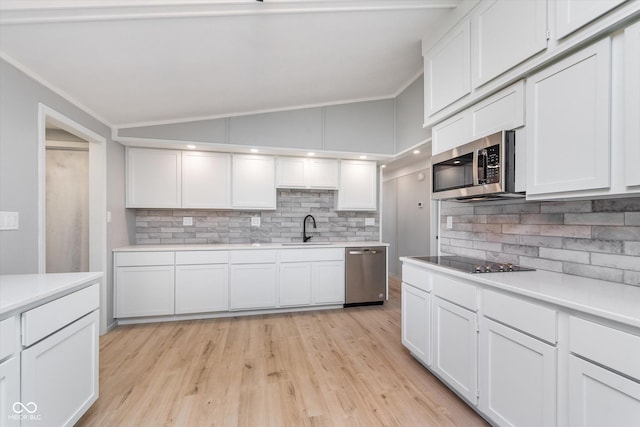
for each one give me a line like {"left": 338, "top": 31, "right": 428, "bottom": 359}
{"left": 410, "top": 255, "right": 535, "bottom": 274}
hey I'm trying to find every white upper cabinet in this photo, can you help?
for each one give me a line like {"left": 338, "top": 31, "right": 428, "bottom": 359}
{"left": 337, "top": 160, "right": 377, "bottom": 211}
{"left": 424, "top": 18, "right": 471, "bottom": 117}
{"left": 555, "top": 0, "right": 627, "bottom": 40}
{"left": 472, "top": 0, "right": 547, "bottom": 87}
{"left": 126, "top": 148, "right": 181, "bottom": 208}
{"left": 431, "top": 80, "right": 524, "bottom": 155}
{"left": 232, "top": 155, "right": 276, "bottom": 209}
{"left": 276, "top": 157, "right": 339, "bottom": 189}
{"left": 182, "top": 152, "right": 231, "bottom": 209}
{"left": 526, "top": 39, "right": 611, "bottom": 196}
{"left": 625, "top": 21, "right": 640, "bottom": 187}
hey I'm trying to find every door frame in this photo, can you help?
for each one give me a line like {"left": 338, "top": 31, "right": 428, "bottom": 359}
{"left": 38, "top": 103, "right": 107, "bottom": 334}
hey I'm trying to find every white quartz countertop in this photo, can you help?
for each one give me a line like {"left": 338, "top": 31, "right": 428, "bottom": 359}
{"left": 114, "top": 241, "right": 389, "bottom": 252}
{"left": 0, "top": 272, "right": 103, "bottom": 317}
{"left": 400, "top": 257, "right": 640, "bottom": 329}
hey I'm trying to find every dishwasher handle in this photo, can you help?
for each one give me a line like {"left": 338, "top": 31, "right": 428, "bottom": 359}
{"left": 348, "top": 249, "right": 378, "bottom": 255}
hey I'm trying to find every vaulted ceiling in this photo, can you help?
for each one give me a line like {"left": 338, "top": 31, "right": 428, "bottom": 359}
{"left": 0, "top": 0, "right": 461, "bottom": 127}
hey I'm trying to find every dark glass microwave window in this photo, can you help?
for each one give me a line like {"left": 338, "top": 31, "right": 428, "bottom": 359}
{"left": 433, "top": 152, "right": 474, "bottom": 192}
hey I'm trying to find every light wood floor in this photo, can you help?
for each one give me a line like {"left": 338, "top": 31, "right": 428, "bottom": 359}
{"left": 77, "top": 277, "right": 488, "bottom": 426}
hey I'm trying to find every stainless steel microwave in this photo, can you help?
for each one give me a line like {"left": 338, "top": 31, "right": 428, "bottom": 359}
{"left": 431, "top": 130, "right": 524, "bottom": 202}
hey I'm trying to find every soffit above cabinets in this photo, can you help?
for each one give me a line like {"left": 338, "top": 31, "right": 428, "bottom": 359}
{"left": 0, "top": 0, "right": 460, "bottom": 127}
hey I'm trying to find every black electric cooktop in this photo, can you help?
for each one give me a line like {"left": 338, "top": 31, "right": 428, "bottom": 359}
{"left": 411, "top": 255, "right": 535, "bottom": 274}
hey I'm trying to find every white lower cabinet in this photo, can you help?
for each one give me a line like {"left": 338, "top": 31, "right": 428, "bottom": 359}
{"left": 0, "top": 356, "right": 20, "bottom": 426}
{"left": 115, "top": 265, "right": 175, "bottom": 317}
{"left": 21, "top": 310, "right": 99, "bottom": 427}
{"left": 432, "top": 296, "right": 478, "bottom": 404}
{"left": 568, "top": 355, "right": 640, "bottom": 427}
{"left": 401, "top": 282, "right": 431, "bottom": 366}
{"left": 229, "top": 264, "right": 278, "bottom": 310}
{"left": 312, "top": 261, "right": 344, "bottom": 305}
{"left": 479, "top": 318, "right": 556, "bottom": 427}
{"left": 175, "top": 264, "right": 229, "bottom": 314}
{"left": 279, "top": 263, "right": 312, "bottom": 307}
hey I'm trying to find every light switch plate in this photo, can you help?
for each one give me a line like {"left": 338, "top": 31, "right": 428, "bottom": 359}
{"left": 251, "top": 216, "right": 261, "bottom": 227}
{"left": 0, "top": 211, "right": 19, "bottom": 230}
{"left": 183, "top": 217, "right": 193, "bottom": 226}
{"left": 365, "top": 218, "right": 375, "bottom": 226}
{"left": 446, "top": 216, "right": 453, "bottom": 229}
{"left": 106, "top": 211, "right": 112, "bottom": 223}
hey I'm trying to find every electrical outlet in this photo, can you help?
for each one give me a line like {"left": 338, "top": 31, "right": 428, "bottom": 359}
{"left": 446, "top": 216, "right": 453, "bottom": 229}
{"left": 365, "top": 218, "right": 375, "bottom": 226}
{"left": 251, "top": 216, "right": 261, "bottom": 227}
{"left": 106, "top": 211, "right": 112, "bottom": 223}
{"left": 183, "top": 217, "right": 193, "bottom": 226}
{"left": 0, "top": 211, "right": 19, "bottom": 230}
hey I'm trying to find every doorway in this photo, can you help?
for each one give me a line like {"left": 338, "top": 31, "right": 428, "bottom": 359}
{"left": 38, "top": 104, "right": 107, "bottom": 333}
{"left": 45, "top": 129, "right": 90, "bottom": 272}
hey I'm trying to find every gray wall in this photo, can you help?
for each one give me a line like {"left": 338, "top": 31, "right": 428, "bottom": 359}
{"left": 440, "top": 198, "right": 640, "bottom": 286}
{"left": 135, "top": 189, "right": 379, "bottom": 244}
{"left": 0, "top": 58, "right": 132, "bottom": 328}
{"left": 395, "top": 75, "right": 430, "bottom": 153}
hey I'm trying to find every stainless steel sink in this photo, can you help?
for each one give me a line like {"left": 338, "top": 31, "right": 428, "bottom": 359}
{"left": 281, "top": 242, "right": 333, "bottom": 246}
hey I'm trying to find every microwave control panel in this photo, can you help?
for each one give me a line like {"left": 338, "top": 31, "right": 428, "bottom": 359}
{"left": 478, "top": 144, "right": 500, "bottom": 184}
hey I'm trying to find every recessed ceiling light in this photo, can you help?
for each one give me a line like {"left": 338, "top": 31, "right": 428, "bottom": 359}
{"left": 381, "top": 165, "right": 387, "bottom": 168}
{"left": 307, "top": 152, "right": 316, "bottom": 156}
{"left": 359, "top": 155, "right": 367, "bottom": 159}
{"left": 186, "top": 145, "right": 196, "bottom": 149}
{"left": 250, "top": 148, "right": 259, "bottom": 153}
{"left": 453, "top": 160, "right": 461, "bottom": 164}
{"left": 413, "top": 150, "right": 420, "bottom": 154}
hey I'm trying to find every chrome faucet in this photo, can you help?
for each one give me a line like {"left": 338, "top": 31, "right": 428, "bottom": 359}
{"left": 303, "top": 214, "right": 316, "bottom": 242}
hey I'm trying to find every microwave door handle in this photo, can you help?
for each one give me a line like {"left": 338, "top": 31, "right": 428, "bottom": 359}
{"left": 477, "top": 149, "right": 487, "bottom": 184}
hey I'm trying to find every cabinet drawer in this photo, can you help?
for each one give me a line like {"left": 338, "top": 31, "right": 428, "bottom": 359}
{"left": 483, "top": 289, "right": 557, "bottom": 344}
{"left": 115, "top": 251, "right": 174, "bottom": 266}
{"left": 0, "top": 316, "right": 16, "bottom": 360}
{"left": 433, "top": 274, "right": 477, "bottom": 311}
{"left": 402, "top": 263, "right": 432, "bottom": 292}
{"left": 230, "top": 250, "right": 277, "bottom": 264}
{"left": 279, "top": 248, "right": 344, "bottom": 263}
{"left": 175, "top": 251, "right": 229, "bottom": 265}
{"left": 570, "top": 317, "right": 640, "bottom": 380}
{"left": 22, "top": 284, "right": 99, "bottom": 347}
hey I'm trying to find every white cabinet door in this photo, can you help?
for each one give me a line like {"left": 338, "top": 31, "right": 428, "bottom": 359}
{"left": 432, "top": 296, "right": 477, "bottom": 404}
{"left": 308, "top": 158, "right": 339, "bottom": 189}
{"left": 313, "top": 260, "right": 345, "bottom": 305}
{"left": 0, "top": 356, "right": 20, "bottom": 427}
{"left": 625, "top": 21, "right": 640, "bottom": 187}
{"left": 568, "top": 355, "right": 640, "bottom": 427}
{"left": 115, "top": 266, "right": 175, "bottom": 317}
{"left": 470, "top": 81, "right": 525, "bottom": 138}
{"left": 126, "top": 148, "right": 181, "bottom": 208}
{"left": 526, "top": 39, "right": 611, "bottom": 196}
{"left": 401, "top": 282, "right": 431, "bottom": 366}
{"left": 555, "top": 0, "right": 626, "bottom": 40}
{"left": 229, "top": 264, "right": 277, "bottom": 310}
{"left": 279, "top": 262, "right": 312, "bottom": 307}
{"left": 479, "top": 318, "right": 556, "bottom": 427}
{"left": 424, "top": 18, "right": 471, "bottom": 117}
{"left": 21, "top": 310, "right": 99, "bottom": 427}
{"left": 431, "top": 111, "right": 471, "bottom": 155}
{"left": 232, "top": 155, "right": 276, "bottom": 209}
{"left": 337, "top": 160, "right": 377, "bottom": 211}
{"left": 276, "top": 157, "right": 307, "bottom": 188}
{"left": 175, "top": 264, "right": 229, "bottom": 314}
{"left": 473, "top": 0, "right": 547, "bottom": 87}
{"left": 182, "top": 151, "right": 231, "bottom": 209}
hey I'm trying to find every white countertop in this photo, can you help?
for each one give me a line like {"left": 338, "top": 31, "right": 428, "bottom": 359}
{"left": 0, "top": 272, "right": 103, "bottom": 317}
{"left": 114, "top": 241, "right": 390, "bottom": 252}
{"left": 400, "top": 257, "right": 640, "bottom": 329}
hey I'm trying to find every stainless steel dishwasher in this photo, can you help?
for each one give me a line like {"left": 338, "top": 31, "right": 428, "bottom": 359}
{"left": 344, "top": 246, "right": 386, "bottom": 307}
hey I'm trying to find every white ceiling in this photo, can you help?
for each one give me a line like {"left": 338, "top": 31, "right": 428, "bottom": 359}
{"left": 0, "top": 0, "right": 460, "bottom": 127}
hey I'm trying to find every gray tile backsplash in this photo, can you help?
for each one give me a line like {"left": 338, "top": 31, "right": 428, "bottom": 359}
{"left": 135, "top": 189, "right": 379, "bottom": 245}
{"left": 440, "top": 198, "right": 640, "bottom": 286}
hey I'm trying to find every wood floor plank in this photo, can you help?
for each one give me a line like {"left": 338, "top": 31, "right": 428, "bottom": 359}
{"left": 77, "top": 277, "right": 489, "bottom": 426}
